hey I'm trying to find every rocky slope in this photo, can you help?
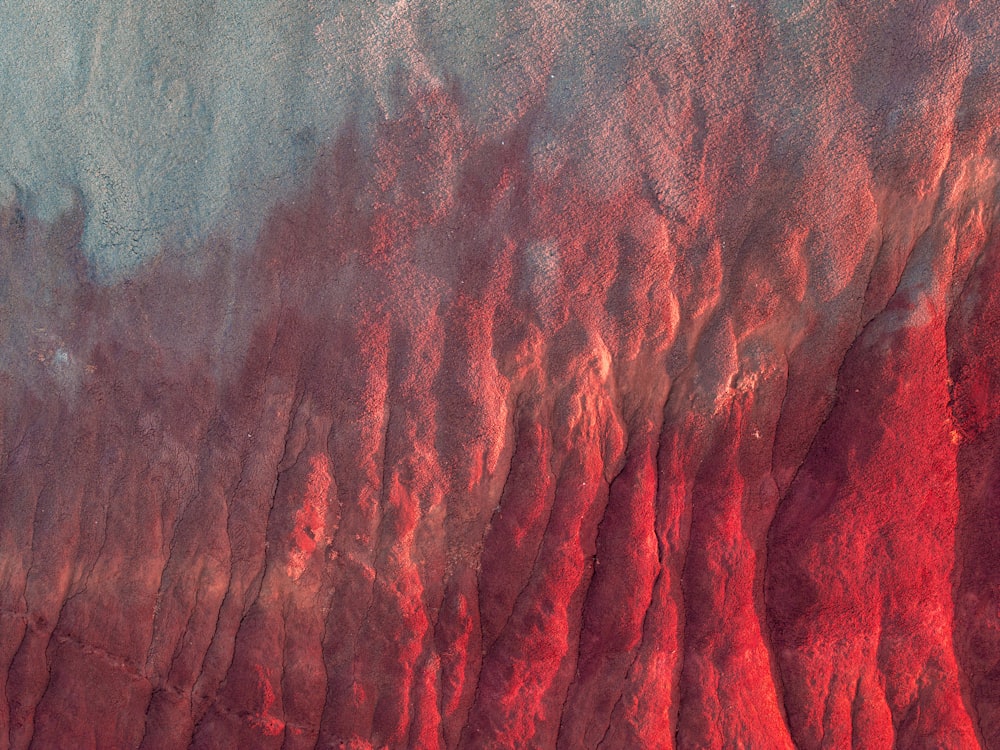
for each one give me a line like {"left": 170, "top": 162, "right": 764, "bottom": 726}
{"left": 2, "top": 1, "right": 1000, "bottom": 747}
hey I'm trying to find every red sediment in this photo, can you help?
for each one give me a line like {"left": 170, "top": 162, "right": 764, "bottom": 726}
{"left": 3, "top": 3, "right": 1000, "bottom": 746}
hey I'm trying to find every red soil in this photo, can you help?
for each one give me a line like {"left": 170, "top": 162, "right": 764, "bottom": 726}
{"left": 2, "top": 2, "right": 1000, "bottom": 747}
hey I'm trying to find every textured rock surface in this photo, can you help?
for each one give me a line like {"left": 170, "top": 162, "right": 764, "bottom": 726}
{"left": 2, "top": 1, "right": 1000, "bottom": 747}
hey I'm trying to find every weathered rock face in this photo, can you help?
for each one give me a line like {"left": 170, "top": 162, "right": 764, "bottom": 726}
{"left": 2, "top": 1, "right": 1000, "bottom": 748}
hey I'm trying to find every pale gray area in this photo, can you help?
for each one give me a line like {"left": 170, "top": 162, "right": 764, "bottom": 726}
{"left": 0, "top": 1, "right": 352, "bottom": 278}
{"left": 0, "top": 0, "right": 698, "bottom": 280}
